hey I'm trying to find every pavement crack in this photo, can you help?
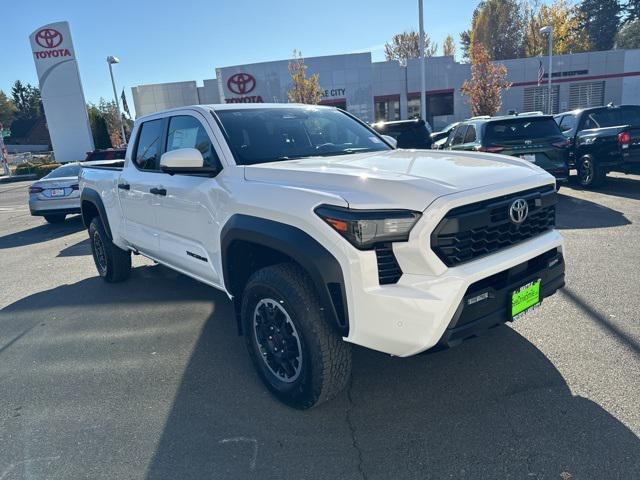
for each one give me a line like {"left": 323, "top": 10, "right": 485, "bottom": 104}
{"left": 346, "top": 378, "right": 367, "bottom": 480}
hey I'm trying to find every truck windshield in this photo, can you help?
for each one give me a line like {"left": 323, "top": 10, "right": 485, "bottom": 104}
{"left": 582, "top": 106, "right": 640, "bottom": 129}
{"left": 214, "top": 107, "right": 391, "bottom": 165}
{"left": 485, "top": 117, "right": 562, "bottom": 143}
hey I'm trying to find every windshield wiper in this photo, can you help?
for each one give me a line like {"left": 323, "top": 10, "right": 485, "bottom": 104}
{"left": 317, "top": 147, "right": 377, "bottom": 157}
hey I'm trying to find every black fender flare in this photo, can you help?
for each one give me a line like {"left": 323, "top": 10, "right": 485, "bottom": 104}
{"left": 80, "top": 188, "right": 113, "bottom": 240}
{"left": 221, "top": 214, "right": 349, "bottom": 336}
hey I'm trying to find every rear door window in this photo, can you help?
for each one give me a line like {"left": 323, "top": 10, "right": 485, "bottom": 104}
{"left": 582, "top": 107, "right": 640, "bottom": 129}
{"left": 450, "top": 125, "right": 468, "bottom": 146}
{"left": 133, "top": 119, "right": 163, "bottom": 170}
{"left": 463, "top": 125, "right": 477, "bottom": 143}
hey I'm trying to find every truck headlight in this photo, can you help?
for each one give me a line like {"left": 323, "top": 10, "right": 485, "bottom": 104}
{"left": 315, "top": 205, "right": 421, "bottom": 250}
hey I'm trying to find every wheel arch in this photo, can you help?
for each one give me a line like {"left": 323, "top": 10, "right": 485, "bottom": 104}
{"left": 221, "top": 215, "right": 349, "bottom": 337}
{"left": 80, "top": 188, "right": 113, "bottom": 240}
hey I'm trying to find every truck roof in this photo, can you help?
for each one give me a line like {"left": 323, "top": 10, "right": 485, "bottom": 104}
{"left": 135, "top": 103, "right": 337, "bottom": 123}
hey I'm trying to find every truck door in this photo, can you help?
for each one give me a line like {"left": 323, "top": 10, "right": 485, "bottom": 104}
{"left": 152, "top": 111, "right": 227, "bottom": 286}
{"left": 117, "top": 118, "right": 164, "bottom": 257}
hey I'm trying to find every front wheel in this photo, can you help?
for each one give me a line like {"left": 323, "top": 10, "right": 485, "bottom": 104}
{"left": 241, "top": 263, "right": 352, "bottom": 409}
{"left": 89, "top": 216, "right": 131, "bottom": 282}
{"left": 577, "top": 155, "right": 606, "bottom": 188}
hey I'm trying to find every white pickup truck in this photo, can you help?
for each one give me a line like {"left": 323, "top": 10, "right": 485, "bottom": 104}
{"left": 80, "top": 104, "right": 565, "bottom": 409}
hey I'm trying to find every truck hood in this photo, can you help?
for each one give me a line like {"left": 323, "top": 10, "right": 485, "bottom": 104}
{"left": 243, "top": 149, "right": 548, "bottom": 211}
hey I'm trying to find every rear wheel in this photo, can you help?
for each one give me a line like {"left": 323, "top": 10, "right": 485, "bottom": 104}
{"left": 241, "top": 263, "right": 351, "bottom": 409}
{"left": 89, "top": 216, "right": 131, "bottom": 283}
{"left": 44, "top": 214, "right": 66, "bottom": 223}
{"left": 577, "top": 155, "right": 606, "bottom": 188}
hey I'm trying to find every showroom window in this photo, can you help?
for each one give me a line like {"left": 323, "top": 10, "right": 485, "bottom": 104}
{"left": 408, "top": 92, "right": 454, "bottom": 121}
{"left": 374, "top": 97, "right": 401, "bottom": 122}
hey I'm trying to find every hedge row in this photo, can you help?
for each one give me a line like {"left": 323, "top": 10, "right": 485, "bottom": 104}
{"left": 13, "top": 162, "right": 61, "bottom": 179}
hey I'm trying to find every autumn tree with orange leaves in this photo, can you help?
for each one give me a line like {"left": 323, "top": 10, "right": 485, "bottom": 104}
{"left": 460, "top": 43, "right": 511, "bottom": 117}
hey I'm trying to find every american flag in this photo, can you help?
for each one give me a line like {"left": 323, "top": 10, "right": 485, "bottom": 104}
{"left": 537, "top": 60, "right": 545, "bottom": 86}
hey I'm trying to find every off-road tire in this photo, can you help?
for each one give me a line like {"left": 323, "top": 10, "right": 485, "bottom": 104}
{"left": 241, "top": 263, "right": 352, "bottom": 409}
{"left": 577, "top": 155, "right": 606, "bottom": 188}
{"left": 89, "top": 216, "right": 131, "bottom": 283}
{"left": 44, "top": 214, "right": 66, "bottom": 223}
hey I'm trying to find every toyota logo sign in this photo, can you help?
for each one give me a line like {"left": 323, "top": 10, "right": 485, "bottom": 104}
{"left": 35, "top": 28, "right": 63, "bottom": 49}
{"left": 509, "top": 198, "right": 529, "bottom": 224}
{"left": 227, "top": 73, "right": 256, "bottom": 95}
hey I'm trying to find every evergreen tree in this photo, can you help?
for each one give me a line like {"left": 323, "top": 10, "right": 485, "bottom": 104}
{"left": 616, "top": 19, "right": 640, "bottom": 48}
{"left": 10, "top": 81, "right": 42, "bottom": 120}
{"left": 579, "top": 0, "right": 622, "bottom": 51}
{"left": 87, "top": 104, "right": 112, "bottom": 150}
{"left": 0, "top": 91, "right": 17, "bottom": 127}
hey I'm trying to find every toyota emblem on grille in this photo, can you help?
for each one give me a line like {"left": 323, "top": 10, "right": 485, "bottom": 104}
{"left": 509, "top": 198, "right": 529, "bottom": 224}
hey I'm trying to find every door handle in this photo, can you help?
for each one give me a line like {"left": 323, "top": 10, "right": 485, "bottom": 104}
{"left": 118, "top": 183, "right": 130, "bottom": 190}
{"left": 150, "top": 187, "right": 167, "bottom": 196}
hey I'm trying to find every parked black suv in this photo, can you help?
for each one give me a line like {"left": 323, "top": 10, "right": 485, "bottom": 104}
{"left": 371, "top": 119, "right": 433, "bottom": 149}
{"left": 445, "top": 115, "right": 570, "bottom": 185}
{"left": 554, "top": 104, "right": 640, "bottom": 187}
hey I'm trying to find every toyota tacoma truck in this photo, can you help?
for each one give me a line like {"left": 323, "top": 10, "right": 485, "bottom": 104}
{"left": 554, "top": 104, "right": 640, "bottom": 187}
{"left": 80, "top": 104, "right": 565, "bottom": 409}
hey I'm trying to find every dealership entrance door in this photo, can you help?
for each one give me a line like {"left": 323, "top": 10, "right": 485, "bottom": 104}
{"left": 320, "top": 98, "right": 347, "bottom": 110}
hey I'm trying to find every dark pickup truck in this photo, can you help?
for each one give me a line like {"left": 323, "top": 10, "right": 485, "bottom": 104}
{"left": 554, "top": 105, "right": 640, "bottom": 187}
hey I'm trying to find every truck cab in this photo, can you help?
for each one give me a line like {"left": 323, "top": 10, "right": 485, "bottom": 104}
{"left": 554, "top": 104, "right": 640, "bottom": 187}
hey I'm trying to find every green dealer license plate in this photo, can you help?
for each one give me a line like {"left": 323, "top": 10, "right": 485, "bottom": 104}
{"left": 511, "top": 279, "right": 541, "bottom": 320}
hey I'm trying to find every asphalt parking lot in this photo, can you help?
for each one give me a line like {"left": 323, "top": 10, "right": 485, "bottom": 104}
{"left": 1, "top": 175, "right": 639, "bottom": 480}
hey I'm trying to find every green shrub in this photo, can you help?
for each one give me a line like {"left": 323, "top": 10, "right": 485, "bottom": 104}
{"left": 14, "top": 162, "right": 61, "bottom": 178}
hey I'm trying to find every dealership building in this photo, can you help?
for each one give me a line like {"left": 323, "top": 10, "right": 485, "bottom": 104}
{"left": 132, "top": 48, "right": 640, "bottom": 129}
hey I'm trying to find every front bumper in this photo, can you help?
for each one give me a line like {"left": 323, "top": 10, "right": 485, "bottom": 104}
{"left": 342, "top": 229, "right": 564, "bottom": 357}
{"left": 437, "top": 248, "right": 564, "bottom": 349}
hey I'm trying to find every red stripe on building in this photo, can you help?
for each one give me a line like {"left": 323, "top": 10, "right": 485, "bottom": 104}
{"left": 512, "top": 70, "right": 640, "bottom": 88}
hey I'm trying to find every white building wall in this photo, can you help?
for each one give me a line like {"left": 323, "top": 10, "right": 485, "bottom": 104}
{"left": 131, "top": 81, "right": 199, "bottom": 117}
{"left": 131, "top": 48, "right": 640, "bottom": 123}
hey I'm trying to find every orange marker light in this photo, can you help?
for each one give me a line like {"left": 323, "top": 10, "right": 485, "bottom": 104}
{"left": 327, "top": 218, "right": 348, "bottom": 233}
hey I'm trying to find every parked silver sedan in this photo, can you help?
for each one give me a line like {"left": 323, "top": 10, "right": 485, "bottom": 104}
{"left": 28, "top": 160, "right": 122, "bottom": 223}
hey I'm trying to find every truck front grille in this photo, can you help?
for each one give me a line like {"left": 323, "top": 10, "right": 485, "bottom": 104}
{"left": 431, "top": 186, "right": 557, "bottom": 267}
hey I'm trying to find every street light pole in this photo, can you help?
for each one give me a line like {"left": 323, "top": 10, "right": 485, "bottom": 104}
{"left": 540, "top": 26, "right": 553, "bottom": 115}
{"left": 418, "top": 0, "right": 426, "bottom": 122}
{"left": 107, "top": 56, "right": 127, "bottom": 146}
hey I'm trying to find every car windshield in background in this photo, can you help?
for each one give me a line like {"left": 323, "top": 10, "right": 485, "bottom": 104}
{"left": 485, "top": 118, "right": 562, "bottom": 143}
{"left": 582, "top": 107, "right": 640, "bottom": 129}
{"left": 44, "top": 164, "right": 81, "bottom": 179}
{"left": 215, "top": 107, "right": 390, "bottom": 165}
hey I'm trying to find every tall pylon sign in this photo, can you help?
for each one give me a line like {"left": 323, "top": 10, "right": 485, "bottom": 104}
{"left": 29, "top": 21, "right": 94, "bottom": 162}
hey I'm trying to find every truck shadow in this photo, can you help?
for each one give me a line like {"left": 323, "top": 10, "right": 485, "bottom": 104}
{"left": 0, "top": 215, "right": 84, "bottom": 249}
{"left": 567, "top": 174, "right": 640, "bottom": 201}
{"left": 556, "top": 193, "right": 631, "bottom": 229}
{"left": 56, "top": 238, "right": 91, "bottom": 257}
{"left": 1, "top": 267, "right": 638, "bottom": 479}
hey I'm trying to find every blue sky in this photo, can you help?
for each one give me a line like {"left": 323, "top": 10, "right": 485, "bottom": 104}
{"left": 2, "top": 0, "right": 551, "bottom": 113}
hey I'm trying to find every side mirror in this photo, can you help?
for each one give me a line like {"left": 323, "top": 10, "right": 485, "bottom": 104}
{"left": 382, "top": 135, "right": 398, "bottom": 149}
{"left": 160, "top": 148, "right": 218, "bottom": 176}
